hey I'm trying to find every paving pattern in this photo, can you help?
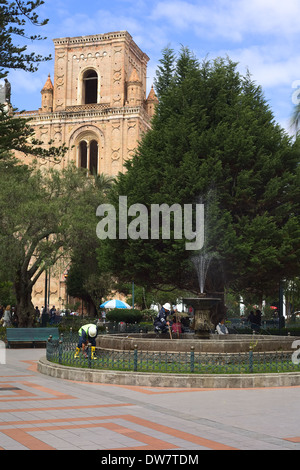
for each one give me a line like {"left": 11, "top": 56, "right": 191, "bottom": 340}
{"left": 0, "top": 348, "right": 300, "bottom": 451}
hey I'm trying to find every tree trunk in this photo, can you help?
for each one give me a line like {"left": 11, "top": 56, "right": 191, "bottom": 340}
{"left": 14, "top": 269, "right": 35, "bottom": 327}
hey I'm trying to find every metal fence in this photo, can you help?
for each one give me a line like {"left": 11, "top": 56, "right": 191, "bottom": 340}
{"left": 46, "top": 333, "right": 300, "bottom": 375}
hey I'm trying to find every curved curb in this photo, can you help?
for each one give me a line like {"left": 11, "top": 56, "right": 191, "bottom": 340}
{"left": 37, "top": 357, "right": 300, "bottom": 389}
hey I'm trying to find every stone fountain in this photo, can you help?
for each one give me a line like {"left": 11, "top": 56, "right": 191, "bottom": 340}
{"left": 95, "top": 235, "right": 296, "bottom": 356}
{"left": 182, "top": 295, "right": 220, "bottom": 338}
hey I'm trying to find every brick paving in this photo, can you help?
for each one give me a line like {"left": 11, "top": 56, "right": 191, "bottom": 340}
{"left": 0, "top": 348, "right": 300, "bottom": 451}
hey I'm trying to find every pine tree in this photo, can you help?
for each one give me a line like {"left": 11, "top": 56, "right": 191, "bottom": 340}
{"left": 0, "top": 0, "right": 50, "bottom": 76}
{"left": 153, "top": 45, "right": 176, "bottom": 99}
{"left": 98, "top": 49, "right": 300, "bottom": 300}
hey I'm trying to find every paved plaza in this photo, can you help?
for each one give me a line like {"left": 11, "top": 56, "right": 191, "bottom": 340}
{"left": 0, "top": 348, "right": 299, "bottom": 452}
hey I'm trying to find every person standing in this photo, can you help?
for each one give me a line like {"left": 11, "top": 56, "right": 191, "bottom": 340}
{"left": 49, "top": 305, "right": 56, "bottom": 324}
{"left": 2, "top": 306, "right": 12, "bottom": 327}
{"left": 35, "top": 306, "right": 40, "bottom": 323}
{"left": 171, "top": 315, "right": 182, "bottom": 334}
{"left": 248, "top": 310, "right": 261, "bottom": 332}
{"left": 11, "top": 307, "right": 18, "bottom": 328}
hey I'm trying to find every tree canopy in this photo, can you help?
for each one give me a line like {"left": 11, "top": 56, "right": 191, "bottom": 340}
{"left": 0, "top": 1, "right": 67, "bottom": 161}
{"left": 98, "top": 48, "right": 300, "bottom": 301}
{"left": 65, "top": 174, "right": 114, "bottom": 315}
{"left": 0, "top": 160, "right": 112, "bottom": 325}
{"left": 0, "top": 0, "right": 50, "bottom": 77}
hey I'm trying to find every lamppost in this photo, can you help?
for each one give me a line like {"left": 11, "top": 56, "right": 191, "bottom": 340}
{"left": 279, "top": 280, "right": 284, "bottom": 331}
{"left": 42, "top": 235, "right": 49, "bottom": 326}
{"left": 132, "top": 281, "right": 135, "bottom": 309}
{"left": 44, "top": 268, "right": 48, "bottom": 313}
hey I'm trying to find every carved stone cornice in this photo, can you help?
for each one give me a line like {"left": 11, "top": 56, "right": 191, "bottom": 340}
{"left": 15, "top": 105, "right": 151, "bottom": 126}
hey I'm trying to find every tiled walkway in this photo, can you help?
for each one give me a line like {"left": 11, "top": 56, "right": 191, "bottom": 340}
{"left": 0, "top": 348, "right": 300, "bottom": 451}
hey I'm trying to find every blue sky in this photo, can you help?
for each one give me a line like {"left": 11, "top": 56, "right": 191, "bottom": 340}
{"left": 8, "top": 0, "right": 300, "bottom": 135}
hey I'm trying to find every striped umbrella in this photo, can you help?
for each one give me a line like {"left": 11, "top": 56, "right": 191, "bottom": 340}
{"left": 100, "top": 299, "right": 131, "bottom": 309}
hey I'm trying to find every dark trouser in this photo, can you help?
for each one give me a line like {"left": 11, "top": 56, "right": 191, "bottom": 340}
{"left": 77, "top": 336, "right": 96, "bottom": 348}
{"left": 154, "top": 321, "right": 168, "bottom": 333}
{"left": 251, "top": 323, "right": 260, "bottom": 332}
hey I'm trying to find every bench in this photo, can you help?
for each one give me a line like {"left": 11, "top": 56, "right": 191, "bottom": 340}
{"left": 6, "top": 328, "right": 59, "bottom": 348}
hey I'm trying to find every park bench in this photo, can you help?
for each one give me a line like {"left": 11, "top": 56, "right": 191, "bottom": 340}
{"left": 6, "top": 327, "right": 59, "bottom": 348}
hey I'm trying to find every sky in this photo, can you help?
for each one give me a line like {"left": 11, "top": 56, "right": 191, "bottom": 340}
{"left": 7, "top": 0, "right": 300, "bottom": 135}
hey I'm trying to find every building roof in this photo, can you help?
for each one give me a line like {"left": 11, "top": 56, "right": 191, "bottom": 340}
{"left": 41, "top": 74, "right": 54, "bottom": 92}
{"left": 147, "top": 85, "right": 158, "bottom": 102}
{"left": 128, "top": 68, "right": 141, "bottom": 83}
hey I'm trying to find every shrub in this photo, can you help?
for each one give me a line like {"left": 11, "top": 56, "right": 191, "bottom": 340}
{"left": 105, "top": 308, "right": 143, "bottom": 324}
{"left": 0, "top": 326, "right": 6, "bottom": 343}
{"left": 140, "top": 309, "right": 157, "bottom": 322}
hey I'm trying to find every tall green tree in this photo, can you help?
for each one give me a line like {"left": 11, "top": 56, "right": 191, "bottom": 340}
{"left": 98, "top": 49, "right": 300, "bottom": 302}
{"left": 66, "top": 174, "right": 114, "bottom": 314}
{"left": 0, "top": 161, "right": 111, "bottom": 326}
{"left": 153, "top": 45, "right": 176, "bottom": 99}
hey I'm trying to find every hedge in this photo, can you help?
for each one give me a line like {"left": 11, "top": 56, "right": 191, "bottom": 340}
{"left": 105, "top": 308, "right": 144, "bottom": 324}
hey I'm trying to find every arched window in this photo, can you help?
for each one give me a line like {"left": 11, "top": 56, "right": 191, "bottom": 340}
{"left": 78, "top": 138, "right": 99, "bottom": 174}
{"left": 83, "top": 70, "right": 98, "bottom": 104}
{"left": 90, "top": 140, "right": 98, "bottom": 174}
{"left": 79, "top": 141, "right": 87, "bottom": 168}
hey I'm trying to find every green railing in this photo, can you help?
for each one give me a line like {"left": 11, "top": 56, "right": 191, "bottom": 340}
{"left": 46, "top": 333, "right": 300, "bottom": 375}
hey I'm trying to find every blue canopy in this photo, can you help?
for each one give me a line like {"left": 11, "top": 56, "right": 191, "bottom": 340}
{"left": 100, "top": 299, "right": 131, "bottom": 309}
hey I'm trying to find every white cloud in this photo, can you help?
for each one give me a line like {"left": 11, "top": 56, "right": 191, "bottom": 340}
{"left": 235, "top": 0, "right": 300, "bottom": 36}
{"left": 53, "top": 8, "right": 168, "bottom": 53}
{"left": 152, "top": 0, "right": 300, "bottom": 42}
{"left": 50, "top": 9, "right": 140, "bottom": 40}
{"left": 8, "top": 0, "right": 299, "bottom": 134}
{"left": 225, "top": 45, "right": 300, "bottom": 89}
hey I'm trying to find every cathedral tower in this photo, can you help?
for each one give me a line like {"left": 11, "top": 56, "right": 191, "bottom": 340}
{"left": 16, "top": 31, "right": 158, "bottom": 311}
{"left": 21, "top": 31, "right": 155, "bottom": 176}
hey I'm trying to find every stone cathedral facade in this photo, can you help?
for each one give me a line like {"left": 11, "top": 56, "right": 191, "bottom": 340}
{"left": 20, "top": 31, "right": 158, "bottom": 312}
{"left": 27, "top": 30, "right": 157, "bottom": 175}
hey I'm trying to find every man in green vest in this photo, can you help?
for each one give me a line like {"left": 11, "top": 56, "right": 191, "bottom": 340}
{"left": 74, "top": 323, "right": 98, "bottom": 359}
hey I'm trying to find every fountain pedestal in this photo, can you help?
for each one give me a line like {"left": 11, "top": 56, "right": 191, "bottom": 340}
{"left": 183, "top": 297, "right": 220, "bottom": 338}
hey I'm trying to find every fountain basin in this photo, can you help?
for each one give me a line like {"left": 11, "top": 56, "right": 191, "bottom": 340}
{"left": 96, "top": 333, "right": 298, "bottom": 354}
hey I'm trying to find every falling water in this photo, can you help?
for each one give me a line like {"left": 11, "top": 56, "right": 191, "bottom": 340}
{"left": 191, "top": 190, "right": 219, "bottom": 294}
{"left": 191, "top": 252, "right": 214, "bottom": 294}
